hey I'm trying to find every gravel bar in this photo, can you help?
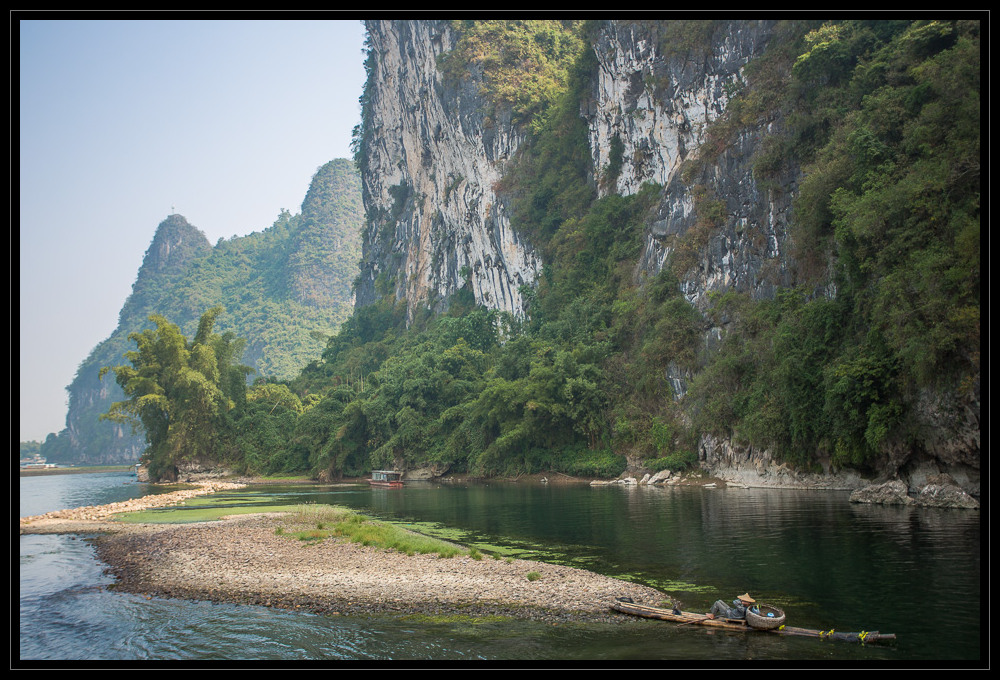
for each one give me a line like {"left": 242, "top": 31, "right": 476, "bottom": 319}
{"left": 19, "top": 483, "right": 669, "bottom": 624}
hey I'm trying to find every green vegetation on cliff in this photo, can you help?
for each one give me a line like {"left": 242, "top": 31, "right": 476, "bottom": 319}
{"left": 436, "top": 19, "right": 588, "bottom": 132}
{"left": 687, "top": 19, "right": 980, "bottom": 468}
{"left": 323, "top": 18, "right": 976, "bottom": 479}
{"left": 100, "top": 19, "right": 978, "bottom": 482}
{"left": 42, "top": 159, "right": 363, "bottom": 466}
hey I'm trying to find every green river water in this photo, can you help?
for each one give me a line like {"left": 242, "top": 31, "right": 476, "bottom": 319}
{"left": 19, "top": 472, "right": 982, "bottom": 664}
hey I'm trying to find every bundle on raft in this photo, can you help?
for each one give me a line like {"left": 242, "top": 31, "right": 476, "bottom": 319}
{"left": 745, "top": 603, "right": 786, "bottom": 629}
{"left": 610, "top": 599, "right": 895, "bottom": 645}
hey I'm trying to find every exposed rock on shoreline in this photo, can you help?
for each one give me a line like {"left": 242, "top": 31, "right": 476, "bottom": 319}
{"left": 848, "top": 475, "right": 980, "bottom": 509}
{"left": 696, "top": 434, "right": 979, "bottom": 508}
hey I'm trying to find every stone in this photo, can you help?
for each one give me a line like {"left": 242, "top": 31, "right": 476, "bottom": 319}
{"left": 850, "top": 477, "right": 979, "bottom": 509}
{"left": 648, "top": 469, "right": 672, "bottom": 485}
{"left": 849, "top": 480, "right": 912, "bottom": 506}
{"left": 913, "top": 479, "right": 980, "bottom": 509}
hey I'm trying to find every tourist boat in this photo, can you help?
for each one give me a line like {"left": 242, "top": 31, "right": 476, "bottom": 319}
{"left": 368, "top": 470, "right": 404, "bottom": 488}
{"left": 610, "top": 599, "right": 895, "bottom": 644}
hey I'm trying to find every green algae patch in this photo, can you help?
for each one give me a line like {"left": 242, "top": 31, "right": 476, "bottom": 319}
{"left": 646, "top": 579, "right": 716, "bottom": 594}
{"left": 273, "top": 504, "right": 470, "bottom": 559}
{"left": 381, "top": 519, "right": 582, "bottom": 563}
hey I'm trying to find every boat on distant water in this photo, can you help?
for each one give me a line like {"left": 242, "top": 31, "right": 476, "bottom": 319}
{"left": 368, "top": 470, "right": 404, "bottom": 488}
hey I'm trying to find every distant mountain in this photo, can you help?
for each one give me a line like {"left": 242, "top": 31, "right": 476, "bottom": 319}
{"left": 40, "top": 158, "right": 363, "bottom": 465}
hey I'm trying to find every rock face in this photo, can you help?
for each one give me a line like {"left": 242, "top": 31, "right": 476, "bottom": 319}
{"left": 584, "top": 20, "right": 794, "bottom": 313}
{"left": 354, "top": 20, "right": 541, "bottom": 321}
{"left": 698, "top": 434, "right": 868, "bottom": 491}
{"left": 358, "top": 19, "right": 978, "bottom": 495}
{"left": 583, "top": 20, "right": 803, "bottom": 408}
{"left": 587, "top": 21, "right": 771, "bottom": 199}
{"left": 355, "top": 20, "right": 785, "bottom": 325}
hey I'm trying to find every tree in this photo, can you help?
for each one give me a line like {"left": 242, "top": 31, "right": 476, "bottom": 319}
{"left": 100, "top": 307, "right": 252, "bottom": 481}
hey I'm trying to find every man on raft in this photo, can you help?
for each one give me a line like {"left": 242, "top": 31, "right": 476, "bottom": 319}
{"left": 707, "top": 592, "right": 755, "bottom": 620}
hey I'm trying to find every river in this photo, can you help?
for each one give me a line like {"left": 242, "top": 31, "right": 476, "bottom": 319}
{"left": 18, "top": 470, "right": 981, "bottom": 664}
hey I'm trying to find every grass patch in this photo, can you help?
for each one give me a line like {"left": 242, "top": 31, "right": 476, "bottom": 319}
{"left": 275, "top": 504, "right": 470, "bottom": 558}
{"left": 111, "top": 497, "right": 292, "bottom": 524}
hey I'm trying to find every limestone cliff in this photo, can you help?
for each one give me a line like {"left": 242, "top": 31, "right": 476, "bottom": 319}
{"left": 587, "top": 21, "right": 772, "bottom": 202}
{"left": 354, "top": 20, "right": 541, "bottom": 321}
{"left": 356, "top": 19, "right": 979, "bottom": 494}
{"left": 356, "top": 19, "right": 792, "bottom": 395}
{"left": 582, "top": 20, "right": 796, "bottom": 399}
{"left": 356, "top": 19, "right": 789, "bottom": 341}
{"left": 54, "top": 215, "right": 213, "bottom": 466}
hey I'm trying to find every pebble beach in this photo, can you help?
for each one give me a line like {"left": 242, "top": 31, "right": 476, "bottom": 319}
{"left": 19, "top": 481, "right": 669, "bottom": 624}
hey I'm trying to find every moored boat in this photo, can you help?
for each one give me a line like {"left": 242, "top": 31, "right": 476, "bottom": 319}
{"left": 368, "top": 470, "right": 404, "bottom": 488}
{"left": 610, "top": 599, "right": 895, "bottom": 644}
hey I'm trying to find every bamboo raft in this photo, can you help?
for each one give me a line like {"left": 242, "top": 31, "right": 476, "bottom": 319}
{"left": 610, "top": 600, "right": 896, "bottom": 645}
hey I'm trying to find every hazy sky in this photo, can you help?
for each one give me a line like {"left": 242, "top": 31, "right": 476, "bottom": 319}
{"left": 18, "top": 18, "right": 368, "bottom": 442}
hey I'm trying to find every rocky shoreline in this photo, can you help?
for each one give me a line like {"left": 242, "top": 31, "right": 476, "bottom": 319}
{"left": 19, "top": 481, "right": 669, "bottom": 625}
{"left": 697, "top": 434, "right": 980, "bottom": 508}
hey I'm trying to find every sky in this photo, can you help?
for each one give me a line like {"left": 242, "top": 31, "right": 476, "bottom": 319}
{"left": 18, "top": 17, "right": 369, "bottom": 443}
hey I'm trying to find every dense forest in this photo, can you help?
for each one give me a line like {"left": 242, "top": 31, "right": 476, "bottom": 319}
{"left": 100, "top": 19, "right": 979, "bottom": 483}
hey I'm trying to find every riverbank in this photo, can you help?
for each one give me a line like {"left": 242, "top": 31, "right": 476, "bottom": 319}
{"left": 18, "top": 480, "right": 247, "bottom": 532}
{"left": 19, "top": 481, "right": 670, "bottom": 624}
{"left": 18, "top": 464, "right": 135, "bottom": 477}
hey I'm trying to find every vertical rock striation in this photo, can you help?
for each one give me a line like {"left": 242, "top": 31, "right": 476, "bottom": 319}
{"left": 356, "top": 19, "right": 788, "bottom": 327}
{"left": 584, "top": 20, "right": 790, "bottom": 313}
{"left": 587, "top": 21, "right": 760, "bottom": 197}
{"left": 582, "top": 20, "right": 791, "bottom": 401}
{"left": 357, "top": 19, "right": 791, "bottom": 398}
{"left": 354, "top": 20, "right": 542, "bottom": 321}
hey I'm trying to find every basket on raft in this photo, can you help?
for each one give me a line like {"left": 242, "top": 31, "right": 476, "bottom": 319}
{"left": 745, "top": 604, "right": 786, "bottom": 630}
